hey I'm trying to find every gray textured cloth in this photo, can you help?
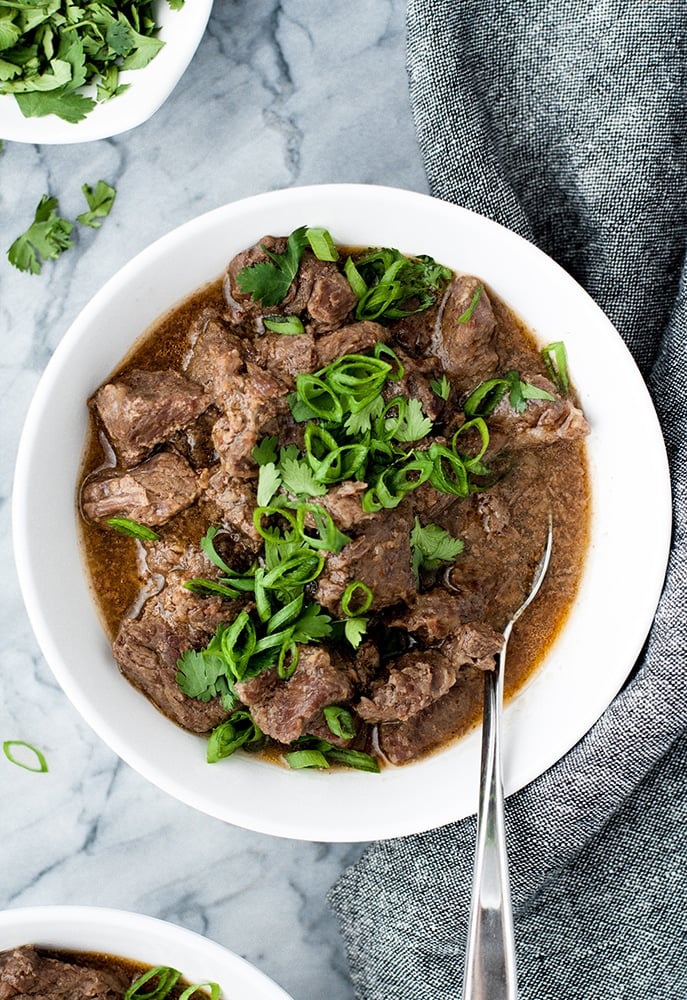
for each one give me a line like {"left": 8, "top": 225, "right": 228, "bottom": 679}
{"left": 329, "top": 3, "right": 687, "bottom": 998}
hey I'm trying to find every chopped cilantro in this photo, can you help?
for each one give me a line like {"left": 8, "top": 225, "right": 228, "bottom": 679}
{"left": 431, "top": 374, "right": 451, "bottom": 400}
{"left": 278, "top": 453, "right": 327, "bottom": 498}
{"left": 7, "top": 195, "right": 73, "bottom": 275}
{"left": 257, "top": 462, "right": 282, "bottom": 506}
{"left": 235, "top": 225, "right": 340, "bottom": 307}
{"left": 410, "top": 518, "right": 464, "bottom": 577}
{"left": 77, "top": 180, "right": 117, "bottom": 229}
{"left": 392, "top": 397, "right": 433, "bottom": 442}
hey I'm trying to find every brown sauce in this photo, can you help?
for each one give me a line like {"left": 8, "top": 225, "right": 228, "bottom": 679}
{"left": 77, "top": 249, "right": 590, "bottom": 767}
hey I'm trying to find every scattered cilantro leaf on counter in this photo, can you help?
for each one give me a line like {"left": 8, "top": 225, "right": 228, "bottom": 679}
{"left": 7, "top": 195, "right": 73, "bottom": 275}
{"left": 410, "top": 518, "right": 464, "bottom": 577}
{"left": 77, "top": 180, "right": 117, "bottom": 228}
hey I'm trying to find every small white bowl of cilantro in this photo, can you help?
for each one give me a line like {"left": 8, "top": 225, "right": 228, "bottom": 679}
{"left": 0, "top": 0, "right": 214, "bottom": 144}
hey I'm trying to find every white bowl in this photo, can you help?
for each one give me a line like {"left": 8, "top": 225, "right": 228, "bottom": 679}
{"left": 0, "top": 1, "right": 213, "bottom": 144}
{"left": 0, "top": 906, "right": 292, "bottom": 1000}
{"left": 12, "top": 184, "right": 672, "bottom": 841}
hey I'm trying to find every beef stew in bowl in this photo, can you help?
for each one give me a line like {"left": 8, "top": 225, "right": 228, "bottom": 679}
{"left": 13, "top": 185, "right": 670, "bottom": 839}
{"left": 78, "top": 229, "right": 590, "bottom": 773}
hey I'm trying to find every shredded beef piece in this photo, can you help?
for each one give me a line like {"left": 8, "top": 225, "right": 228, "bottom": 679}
{"left": 90, "top": 369, "right": 211, "bottom": 468}
{"left": 310, "top": 481, "right": 374, "bottom": 532}
{"left": 356, "top": 649, "right": 458, "bottom": 723}
{"left": 0, "top": 945, "right": 133, "bottom": 1000}
{"left": 315, "top": 503, "right": 416, "bottom": 614}
{"left": 235, "top": 646, "right": 357, "bottom": 745}
{"left": 247, "top": 332, "right": 317, "bottom": 384}
{"left": 185, "top": 314, "right": 245, "bottom": 400}
{"left": 432, "top": 275, "right": 499, "bottom": 387}
{"left": 212, "top": 363, "right": 289, "bottom": 478}
{"left": 443, "top": 621, "right": 503, "bottom": 672}
{"left": 113, "top": 610, "right": 229, "bottom": 733}
{"left": 487, "top": 373, "right": 590, "bottom": 451}
{"left": 378, "top": 667, "right": 485, "bottom": 765}
{"left": 81, "top": 451, "right": 200, "bottom": 527}
{"left": 204, "top": 469, "right": 262, "bottom": 552}
{"left": 315, "top": 320, "right": 389, "bottom": 366}
{"left": 388, "top": 589, "right": 473, "bottom": 644}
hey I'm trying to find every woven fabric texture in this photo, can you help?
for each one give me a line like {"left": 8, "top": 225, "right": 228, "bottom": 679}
{"left": 329, "top": 3, "right": 687, "bottom": 997}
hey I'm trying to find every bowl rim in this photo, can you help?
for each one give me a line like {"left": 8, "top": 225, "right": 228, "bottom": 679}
{"left": 0, "top": 0, "right": 214, "bottom": 144}
{"left": 11, "top": 183, "right": 673, "bottom": 841}
{"left": 0, "top": 905, "right": 292, "bottom": 999}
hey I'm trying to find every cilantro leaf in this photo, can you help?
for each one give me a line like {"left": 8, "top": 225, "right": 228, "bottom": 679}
{"left": 344, "top": 617, "right": 368, "bottom": 649}
{"left": 278, "top": 454, "right": 327, "bottom": 498}
{"left": 176, "top": 647, "right": 230, "bottom": 702}
{"left": 7, "top": 194, "right": 73, "bottom": 274}
{"left": 410, "top": 518, "right": 464, "bottom": 576}
{"left": 77, "top": 179, "right": 117, "bottom": 229}
{"left": 292, "top": 603, "right": 332, "bottom": 642}
{"left": 235, "top": 226, "right": 310, "bottom": 307}
{"left": 252, "top": 435, "right": 279, "bottom": 466}
{"left": 257, "top": 461, "right": 282, "bottom": 506}
{"left": 393, "top": 397, "right": 433, "bottom": 442}
{"left": 430, "top": 375, "right": 451, "bottom": 400}
{"left": 15, "top": 88, "right": 94, "bottom": 124}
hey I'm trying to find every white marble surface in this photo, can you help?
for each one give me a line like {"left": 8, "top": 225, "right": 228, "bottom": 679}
{"left": 0, "top": 3, "right": 428, "bottom": 998}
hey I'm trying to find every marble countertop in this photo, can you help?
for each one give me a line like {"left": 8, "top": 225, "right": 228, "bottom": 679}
{"left": 0, "top": 3, "right": 427, "bottom": 998}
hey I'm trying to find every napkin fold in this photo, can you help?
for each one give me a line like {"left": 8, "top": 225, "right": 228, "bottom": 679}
{"left": 329, "top": 3, "right": 687, "bottom": 997}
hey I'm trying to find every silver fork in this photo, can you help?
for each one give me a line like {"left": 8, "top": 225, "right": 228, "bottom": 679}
{"left": 462, "top": 519, "right": 553, "bottom": 1000}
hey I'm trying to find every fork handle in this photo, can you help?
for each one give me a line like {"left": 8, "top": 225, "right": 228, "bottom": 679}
{"left": 462, "top": 660, "right": 517, "bottom": 1000}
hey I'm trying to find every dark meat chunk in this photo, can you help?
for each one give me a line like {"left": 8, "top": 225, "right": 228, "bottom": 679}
{"left": 204, "top": 469, "right": 262, "bottom": 552}
{"left": 81, "top": 451, "right": 200, "bottom": 527}
{"left": 248, "top": 332, "right": 317, "bottom": 384}
{"left": 311, "top": 481, "right": 374, "bottom": 532}
{"left": 388, "top": 589, "right": 472, "bottom": 644}
{"left": 487, "top": 373, "right": 590, "bottom": 452}
{"left": 90, "top": 369, "right": 211, "bottom": 468}
{"left": 225, "top": 240, "right": 356, "bottom": 332}
{"left": 315, "top": 320, "right": 388, "bottom": 367}
{"left": 113, "top": 609, "right": 229, "bottom": 733}
{"left": 353, "top": 641, "right": 381, "bottom": 687}
{"left": 185, "top": 314, "right": 244, "bottom": 400}
{"left": 378, "top": 666, "right": 485, "bottom": 765}
{"left": 315, "top": 504, "right": 416, "bottom": 614}
{"left": 431, "top": 275, "right": 498, "bottom": 387}
{"left": 235, "top": 646, "right": 356, "bottom": 745}
{"left": 382, "top": 349, "right": 446, "bottom": 421}
{"left": 443, "top": 621, "right": 503, "bottom": 672}
{"left": 356, "top": 649, "right": 458, "bottom": 723}
{"left": 212, "top": 363, "right": 289, "bottom": 478}
{"left": 0, "top": 945, "right": 132, "bottom": 1000}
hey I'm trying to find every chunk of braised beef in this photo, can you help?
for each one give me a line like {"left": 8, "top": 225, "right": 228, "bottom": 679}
{"left": 486, "top": 373, "right": 590, "bottom": 452}
{"left": 356, "top": 649, "right": 458, "bottom": 723}
{"left": 185, "top": 314, "right": 245, "bottom": 400}
{"left": 388, "top": 589, "right": 474, "bottom": 644}
{"left": 310, "top": 481, "right": 374, "bottom": 532}
{"left": 442, "top": 621, "right": 503, "bottom": 672}
{"left": 203, "top": 469, "right": 262, "bottom": 552}
{"left": 235, "top": 646, "right": 357, "bottom": 745}
{"left": 0, "top": 945, "right": 133, "bottom": 1000}
{"left": 81, "top": 451, "right": 200, "bottom": 527}
{"left": 90, "top": 368, "right": 211, "bottom": 467}
{"left": 224, "top": 235, "right": 288, "bottom": 321}
{"left": 378, "top": 667, "right": 485, "bottom": 765}
{"left": 247, "top": 331, "right": 317, "bottom": 384}
{"left": 315, "top": 503, "right": 416, "bottom": 614}
{"left": 113, "top": 609, "right": 229, "bottom": 733}
{"left": 212, "top": 363, "right": 289, "bottom": 478}
{"left": 382, "top": 349, "right": 447, "bottom": 422}
{"left": 431, "top": 275, "right": 499, "bottom": 388}
{"left": 314, "top": 320, "right": 389, "bottom": 367}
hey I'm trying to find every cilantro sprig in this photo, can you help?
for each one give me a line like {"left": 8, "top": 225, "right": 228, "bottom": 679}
{"left": 235, "top": 226, "right": 340, "bottom": 308}
{"left": 0, "top": 1, "right": 185, "bottom": 124}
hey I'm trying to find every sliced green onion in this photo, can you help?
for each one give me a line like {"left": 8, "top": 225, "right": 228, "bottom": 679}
{"left": 306, "top": 227, "right": 339, "bottom": 261}
{"left": 207, "top": 712, "right": 263, "bottom": 763}
{"left": 457, "top": 283, "right": 483, "bottom": 323}
{"left": 263, "top": 315, "right": 305, "bottom": 335}
{"left": 220, "top": 611, "right": 257, "bottom": 681}
{"left": 183, "top": 578, "right": 243, "bottom": 599}
{"left": 253, "top": 567, "right": 272, "bottom": 623}
{"left": 261, "top": 549, "right": 325, "bottom": 589}
{"left": 428, "top": 443, "right": 469, "bottom": 496}
{"left": 341, "top": 580, "right": 374, "bottom": 616}
{"left": 541, "top": 341, "right": 570, "bottom": 395}
{"left": 344, "top": 256, "right": 367, "bottom": 299}
{"left": 267, "top": 593, "right": 305, "bottom": 633}
{"left": 326, "top": 748, "right": 381, "bottom": 772}
{"left": 451, "top": 416, "right": 490, "bottom": 470}
{"left": 463, "top": 377, "right": 510, "bottom": 417}
{"left": 277, "top": 638, "right": 299, "bottom": 679}
{"left": 3, "top": 740, "right": 48, "bottom": 773}
{"left": 284, "top": 749, "right": 330, "bottom": 769}
{"left": 323, "top": 705, "right": 356, "bottom": 740}
{"left": 295, "top": 374, "right": 344, "bottom": 422}
{"left": 178, "top": 984, "right": 221, "bottom": 1000}
{"left": 373, "top": 342, "right": 404, "bottom": 380}
{"left": 253, "top": 504, "right": 299, "bottom": 544}
{"left": 106, "top": 517, "right": 159, "bottom": 541}
{"left": 124, "top": 966, "right": 181, "bottom": 1000}
{"left": 296, "top": 503, "right": 351, "bottom": 553}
